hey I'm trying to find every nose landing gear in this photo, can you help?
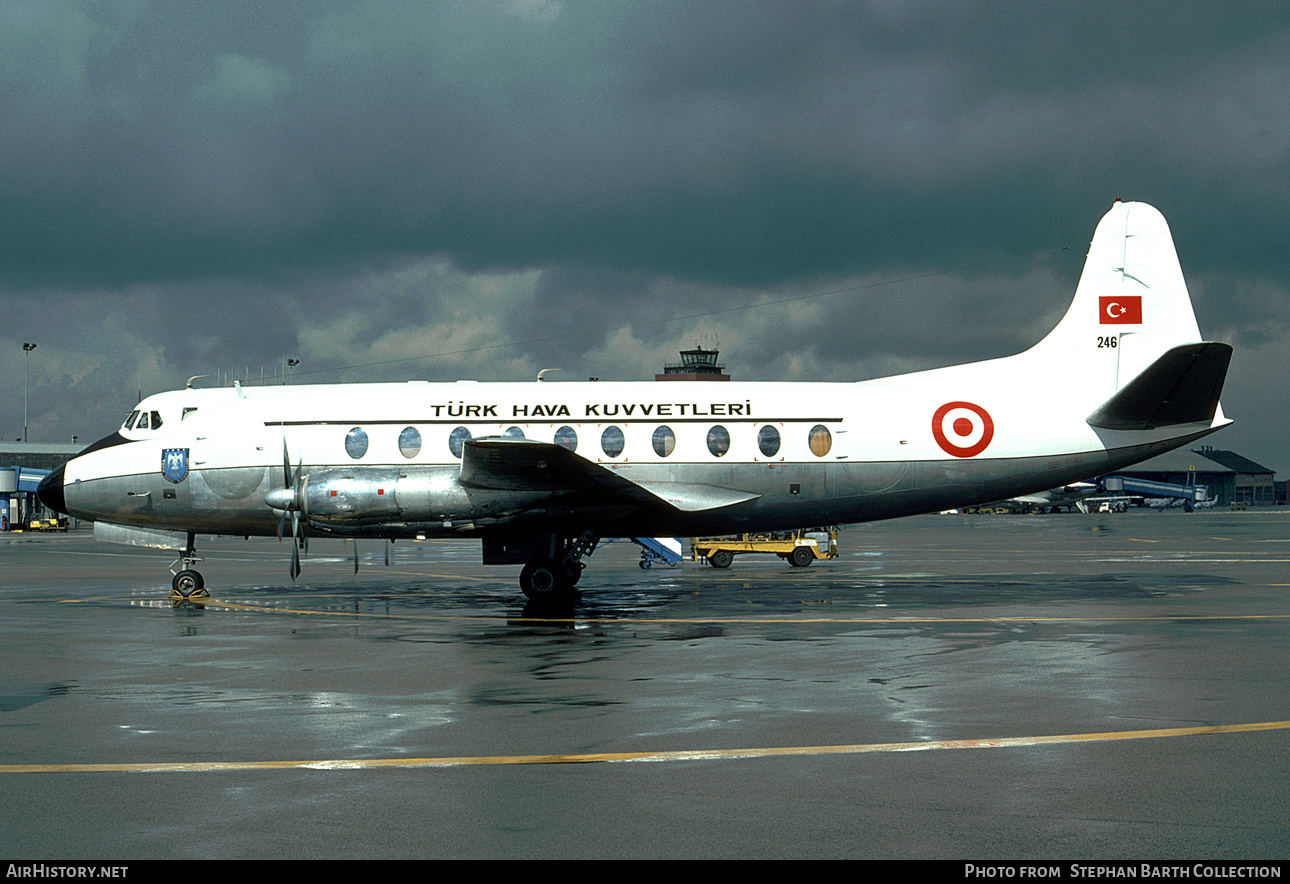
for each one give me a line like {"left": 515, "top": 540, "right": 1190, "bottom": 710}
{"left": 168, "top": 532, "right": 209, "bottom": 600}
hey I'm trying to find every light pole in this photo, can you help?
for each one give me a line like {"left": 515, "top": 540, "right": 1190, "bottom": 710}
{"left": 286, "top": 358, "right": 299, "bottom": 384}
{"left": 22, "top": 342, "right": 36, "bottom": 442}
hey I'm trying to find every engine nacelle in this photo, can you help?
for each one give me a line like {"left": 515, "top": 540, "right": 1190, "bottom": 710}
{"left": 302, "top": 469, "right": 404, "bottom": 524}
{"left": 299, "top": 467, "right": 482, "bottom": 526}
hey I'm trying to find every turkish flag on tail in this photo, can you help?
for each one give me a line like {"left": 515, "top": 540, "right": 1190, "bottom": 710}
{"left": 1099, "top": 296, "right": 1142, "bottom": 324}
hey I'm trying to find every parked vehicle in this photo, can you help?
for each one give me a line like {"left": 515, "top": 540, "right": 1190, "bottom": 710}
{"left": 692, "top": 527, "right": 838, "bottom": 568}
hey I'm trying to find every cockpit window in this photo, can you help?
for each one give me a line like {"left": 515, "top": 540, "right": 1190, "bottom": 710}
{"left": 150, "top": 411, "right": 163, "bottom": 430}
{"left": 136, "top": 412, "right": 150, "bottom": 430}
{"left": 122, "top": 410, "right": 140, "bottom": 430}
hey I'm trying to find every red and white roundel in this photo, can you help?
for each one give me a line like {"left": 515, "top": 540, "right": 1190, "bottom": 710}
{"left": 931, "top": 401, "right": 994, "bottom": 458}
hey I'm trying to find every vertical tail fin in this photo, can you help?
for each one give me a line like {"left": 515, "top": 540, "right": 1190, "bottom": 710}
{"left": 1025, "top": 201, "right": 1216, "bottom": 411}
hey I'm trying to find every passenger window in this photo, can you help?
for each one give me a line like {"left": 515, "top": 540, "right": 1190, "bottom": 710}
{"left": 448, "top": 426, "right": 471, "bottom": 458}
{"left": 601, "top": 426, "right": 625, "bottom": 458}
{"left": 345, "top": 427, "right": 369, "bottom": 459}
{"left": 757, "top": 425, "right": 781, "bottom": 457}
{"left": 504, "top": 426, "right": 525, "bottom": 439}
{"left": 652, "top": 426, "right": 675, "bottom": 457}
{"left": 554, "top": 426, "right": 578, "bottom": 451}
{"left": 398, "top": 426, "right": 422, "bottom": 458}
{"left": 809, "top": 425, "right": 832, "bottom": 457}
{"left": 706, "top": 425, "right": 730, "bottom": 457}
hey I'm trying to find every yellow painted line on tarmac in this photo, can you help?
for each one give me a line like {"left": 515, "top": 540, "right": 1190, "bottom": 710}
{"left": 4, "top": 720, "right": 1287, "bottom": 774}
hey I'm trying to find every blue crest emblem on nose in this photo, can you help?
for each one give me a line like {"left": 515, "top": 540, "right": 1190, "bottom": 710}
{"left": 161, "top": 448, "right": 190, "bottom": 484}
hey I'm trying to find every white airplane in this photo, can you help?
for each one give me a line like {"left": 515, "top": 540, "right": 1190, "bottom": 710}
{"left": 38, "top": 200, "right": 1232, "bottom": 600}
{"left": 1008, "top": 482, "right": 1102, "bottom": 512}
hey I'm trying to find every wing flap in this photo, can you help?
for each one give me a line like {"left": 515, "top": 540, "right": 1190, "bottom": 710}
{"left": 631, "top": 481, "right": 760, "bottom": 512}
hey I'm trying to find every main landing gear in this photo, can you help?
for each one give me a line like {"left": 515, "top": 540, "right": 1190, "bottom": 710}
{"left": 519, "top": 530, "right": 598, "bottom": 601}
{"left": 169, "top": 531, "right": 208, "bottom": 600}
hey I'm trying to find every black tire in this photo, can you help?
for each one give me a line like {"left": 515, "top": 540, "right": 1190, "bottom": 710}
{"left": 788, "top": 546, "right": 814, "bottom": 568}
{"left": 521, "top": 560, "right": 572, "bottom": 600}
{"left": 171, "top": 569, "right": 204, "bottom": 598}
{"left": 707, "top": 550, "right": 734, "bottom": 569}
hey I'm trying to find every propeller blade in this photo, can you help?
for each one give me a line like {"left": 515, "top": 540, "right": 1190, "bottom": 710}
{"left": 276, "top": 435, "right": 296, "bottom": 542}
{"left": 352, "top": 540, "right": 360, "bottom": 575}
{"left": 289, "top": 512, "right": 303, "bottom": 581}
{"left": 282, "top": 434, "right": 294, "bottom": 489}
{"left": 277, "top": 434, "right": 306, "bottom": 578}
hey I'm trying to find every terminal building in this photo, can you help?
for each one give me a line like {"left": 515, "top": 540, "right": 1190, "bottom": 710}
{"left": 1, "top": 441, "right": 84, "bottom": 530}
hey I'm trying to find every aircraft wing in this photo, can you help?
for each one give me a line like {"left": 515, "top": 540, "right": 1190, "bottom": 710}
{"left": 460, "top": 437, "right": 760, "bottom": 513}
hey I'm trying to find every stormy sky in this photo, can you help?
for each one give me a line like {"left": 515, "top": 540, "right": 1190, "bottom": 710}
{"left": 4, "top": 1, "right": 1289, "bottom": 472}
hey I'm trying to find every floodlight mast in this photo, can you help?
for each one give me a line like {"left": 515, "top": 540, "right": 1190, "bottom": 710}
{"left": 22, "top": 342, "right": 37, "bottom": 442}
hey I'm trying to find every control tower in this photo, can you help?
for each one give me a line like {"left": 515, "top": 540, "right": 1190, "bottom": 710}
{"left": 655, "top": 345, "right": 730, "bottom": 382}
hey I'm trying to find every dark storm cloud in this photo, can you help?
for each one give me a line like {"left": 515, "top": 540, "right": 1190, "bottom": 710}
{"left": 8, "top": 1, "right": 1284, "bottom": 287}
{"left": 4, "top": 1, "right": 1290, "bottom": 466}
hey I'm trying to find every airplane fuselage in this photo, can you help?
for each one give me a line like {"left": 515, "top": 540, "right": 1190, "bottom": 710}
{"left": 50, "top": 368, "right": 1219, "bottom": 541}
{"left": 37, "top": 201, "right": 1234, "bottom": 599}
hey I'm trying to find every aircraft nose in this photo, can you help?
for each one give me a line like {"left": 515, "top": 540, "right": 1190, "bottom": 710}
{"left": 37, "top": 465, "right": 67, "bottom": 515}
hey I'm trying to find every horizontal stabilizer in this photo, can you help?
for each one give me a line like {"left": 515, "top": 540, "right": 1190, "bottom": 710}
{"left": 1087, "top": 342, "right": 1232, "bottom": 431}
{"left": 461, "top": 437, "right": 759, "bottom": 512}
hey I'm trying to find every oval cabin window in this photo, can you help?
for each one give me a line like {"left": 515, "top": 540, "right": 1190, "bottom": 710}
{"left": 601, "top": 426, "right": 625, "bottom": 458}
{"left": 757, "top": 425, "right": 781, "bottom": 458}
{"left": 706, "top": 425, "right": 730, "bottom": 457}
{"left": 345, "top": 427, "right": 369, "bottom": 459}
{"left": 652, "top": 426, "right": 676, "bottom": 457}
{"left": 554, "top": 426, "right": 578, "bottom": 451}
{"left": 398, "top": 426, "right": 422, "bottom": 459}
{"left": 808, "top": 424, "right": 832, "bottom": 457}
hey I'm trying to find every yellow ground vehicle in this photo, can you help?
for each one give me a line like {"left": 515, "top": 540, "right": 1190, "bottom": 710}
{"left": 692, "top": 527, "right": 838, "bottom": 568}
{"left": 26, "top": 516, "right": 69, "bottom": 532}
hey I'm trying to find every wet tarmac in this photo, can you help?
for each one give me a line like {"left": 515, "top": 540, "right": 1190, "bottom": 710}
{"left": 2, "top": 510, "right": 1289, "bottom": 859}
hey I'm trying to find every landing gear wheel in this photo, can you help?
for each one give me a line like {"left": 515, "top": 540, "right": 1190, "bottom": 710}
{"left": 170, "top": 569, "right": 205, "bottom": 599}
{"left": 520, "top": 560, "right": 571, "bottom": 601}
{"left": 514, "top": 531, "right": 597, "bottom": 601}
{"left": 707, "top": 550, "right": 734, "bottom": 569}
{"left": 788, "top": 546, "right": 814, "bottom": 568}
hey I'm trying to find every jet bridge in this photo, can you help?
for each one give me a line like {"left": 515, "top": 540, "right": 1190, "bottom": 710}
{"left": 1103, "top": 475, "right": 1208, "bottom": 505}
